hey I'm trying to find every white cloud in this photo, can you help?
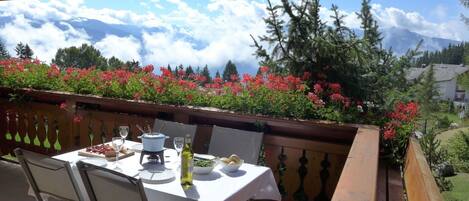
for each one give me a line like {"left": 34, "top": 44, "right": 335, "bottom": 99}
{"left": 95, "top": 35, "right": 142, "bottom": 62}
{"left": 0, "top": 0, "right": 467, "bottom": 72}
{"left": 0, "top": 15, "right": 90, "bottom": 62}
{"left": 371, "top": 4, "right": 469, "bottom": 41}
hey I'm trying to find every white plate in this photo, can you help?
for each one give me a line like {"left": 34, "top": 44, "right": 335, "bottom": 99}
{"left": 80, "top": 158, "right": 107, "bottom": 167}
{"left": 194, "top": 153, "right": 216, "bottom": 160}
{"left": 139, "top": 163, "right": 175, "bottom": 184}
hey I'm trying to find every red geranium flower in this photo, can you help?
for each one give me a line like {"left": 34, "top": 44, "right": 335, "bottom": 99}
{"left": 260, "top": 66, "right": 269, "bottom": 73}
{"left": 143, "top": 64, "right": 154, "bottom": 73}
{"left": 59, "top": 102, "right": 67, "bottom": 110}
{"left": 329, "top": 83, "right": 341, "bottom": 93}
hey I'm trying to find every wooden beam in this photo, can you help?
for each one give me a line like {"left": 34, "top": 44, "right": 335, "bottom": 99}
{"left": 404, "top": 138, "right": 443, "bottom": 201}
{"left": 331, "top": 126, "right": 380, "bottom": 201}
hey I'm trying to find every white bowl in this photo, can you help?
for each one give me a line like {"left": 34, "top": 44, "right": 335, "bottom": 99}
{"left": 220, "top": 159, "right": 244, "bottom": 172}
{"left": 193, "top": 165, "right": 215, "bottom": 175}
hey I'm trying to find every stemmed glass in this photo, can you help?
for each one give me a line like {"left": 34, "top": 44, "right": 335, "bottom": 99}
{"left": 112, "top": 137, "right": 124, "bottom": 169}
{"left": 119, "top": 126, "right": 129, "bottom": 144}
{"left": 173, "top": 137, "right": 184, "bottom": 169}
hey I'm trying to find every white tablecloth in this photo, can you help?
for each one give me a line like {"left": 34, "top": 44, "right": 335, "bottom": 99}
{"left": 51, "top": 141, "right": 281, "bottom": 201}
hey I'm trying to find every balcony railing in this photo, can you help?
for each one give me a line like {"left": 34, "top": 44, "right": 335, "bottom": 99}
{"left": 0, "top": 87, "right": 443, "bottom": 201}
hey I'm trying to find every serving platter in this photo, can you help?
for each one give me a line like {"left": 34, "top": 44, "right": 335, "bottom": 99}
{"left": 78, "top": 144, "right": 135, "bottom": 161}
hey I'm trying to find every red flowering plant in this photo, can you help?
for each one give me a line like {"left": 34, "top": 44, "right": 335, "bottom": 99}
{"left": 381, "top": 101, "right": 419, "bottom": 165}
{"left": 0, "top": 59, "right": 368, "bottom": 123}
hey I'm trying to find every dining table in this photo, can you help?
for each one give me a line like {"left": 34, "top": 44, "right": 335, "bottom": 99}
{"left": 48, "top": 140, "right": 281, "bottom": 201}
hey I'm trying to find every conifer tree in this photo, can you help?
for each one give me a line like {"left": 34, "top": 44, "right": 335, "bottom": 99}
{"left": 356, "top": 0, "right": 381, "bottom": 47}
{"left": 215, "top": 70, "right": 221, "bottom": 78}
{"left": 186, "top": 65, "right": 194, "bottom": 78}
{"left": 222, "top": 60, "right": 239, "bottom": 81}
{"left": 167, "top": 64, "right": 172, "bottom": 74}
{"left": 107, "top": 56, "right": 124, "bottom": 69}
{"left": 0, "top": 39, "right": 9, "bottom": 59}
{"left": 24, "top": 44, "right": 34, "bottom": 59}
{"left": 15, "top": 42, "right": 34, "bottom": 59}
{"left": 417, "top": 65, "right": 440, "bottom": 134}
{"left": 124, "top": 59, "right": 139, "bottom": 71}
{"left": 201, "top": 65, "right": 211, "bottom": 84}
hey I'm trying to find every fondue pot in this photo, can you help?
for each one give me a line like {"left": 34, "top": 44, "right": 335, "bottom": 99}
{"left": 139, "top": 132, "right": 168, "bottom": 152}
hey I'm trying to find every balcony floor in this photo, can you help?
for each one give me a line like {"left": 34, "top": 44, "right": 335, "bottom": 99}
{"left": 0, "top": 159, "right": 56, "bottom": 201}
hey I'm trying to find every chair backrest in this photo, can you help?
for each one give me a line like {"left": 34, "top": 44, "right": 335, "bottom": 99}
{"left": 208, "top": 125, "right": 264, "bottom": 164}
{"left": 14, "top": 148, "right": 83, "bottom": 201}
{"left": 77, "top": 161, "right": 148, "bottom": 201}
{"left": 153, "top": 119, "right": 197, "bottom": 147}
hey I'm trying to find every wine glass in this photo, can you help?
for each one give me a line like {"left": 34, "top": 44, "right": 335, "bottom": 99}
{"left": 119, "top": 126, "right": 129, "bottom": 144}
{"left": 112, "top": 137, "right": 124, "bottom": 168}
{"left": 173, "top": 137, "right": 184, "bottom": 157}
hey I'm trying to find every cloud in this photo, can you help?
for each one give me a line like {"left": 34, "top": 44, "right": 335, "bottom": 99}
{"left": 371, "top": 4, "right": 469, "bottom": 41}
{"left": 1, "top": 0, "right": 468, "bottom": 73}
{"left": 0, "top": 15, "right": 90, "bottom": 62}
{"left": 94, "top": 35, "right": 142, "bottom": 62}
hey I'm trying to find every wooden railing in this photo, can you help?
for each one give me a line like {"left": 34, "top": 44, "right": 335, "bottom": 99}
{"left": 0, "top": 87, "right": 380, "bottom": 201}
{"left": 404, "top": 138, "right": 443, "bottom": 201}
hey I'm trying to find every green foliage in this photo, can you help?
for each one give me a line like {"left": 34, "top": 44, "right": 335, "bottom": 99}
{"left": 15, "top": 42, "right": 33, "bottom": 59}
{"left": 437, "top": 116, "right": 452, "bottom": 129}
{"left": 107, "top": 56, "right": 125, "bottom": 69}
{"left": 415, "top": 42, "right": 469, "bottom": 66}
{"left": 447, "top": 131, "right": 469, "bottom": 172}
{"left": 201, "top": 65, "right": 211, "bottom": 84}
{"left": 420, "top": 130, "right": 453, "bottom": 192}
{"left": 251, "top": 0, "right": 414, "bottom": 114}
{"left": 185, "top": 66, "right": 194, "bottom": 77}
{"left": 52, "top": 44, "right": 108, "bottom": 70}
{"left": 222, "top": 60, "right": 239, "bottom": 81}
{"left": 0, "top": 38, "right": 9, "bottom": 59}
{"left": 417, "top": 65, "right": 440, "bottom": 118}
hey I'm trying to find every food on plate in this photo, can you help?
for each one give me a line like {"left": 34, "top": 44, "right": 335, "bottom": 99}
{"left": 220, "top": 154, "right": 242, "bottom": 165}
{"left": 194, "top": 159, "right": 214, "bottom": 167}
{"left": 85, "top": 144, "right": 114, "bottom": 155}
{"left": 84, "top": 144, "right": 128, "bottom": 157}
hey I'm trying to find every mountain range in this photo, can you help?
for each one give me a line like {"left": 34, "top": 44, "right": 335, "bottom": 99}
{"left": 0, "top": 16, "right": 461, "bottom": 73}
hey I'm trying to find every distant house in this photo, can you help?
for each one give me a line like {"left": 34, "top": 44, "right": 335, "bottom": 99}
{"left": 406, "top": 64, "right": 469, "bottom": 102}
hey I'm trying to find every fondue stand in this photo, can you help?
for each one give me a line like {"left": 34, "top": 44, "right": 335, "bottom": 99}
{"left": 138, "top": 132, "right": 175, "bottom": 184}
{"left": 139, "top": 149, "right": 165, "bottom": 164}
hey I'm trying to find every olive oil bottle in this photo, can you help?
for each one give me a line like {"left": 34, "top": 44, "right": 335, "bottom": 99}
{"left": 180, "top": 134, "right": 193, "bottom": 189}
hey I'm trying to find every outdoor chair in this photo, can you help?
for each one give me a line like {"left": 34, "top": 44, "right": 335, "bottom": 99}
{"left": 76, "top": 161, "right": 148, "bottom": 201}
{"left": 153, "top": 119, "right": 197, "bottom": 147}
{"left": 208, "top": 125, "right": 264, "bottom": 164}
{"left": 14, "top": 148, "right": 84, "bottom": 201}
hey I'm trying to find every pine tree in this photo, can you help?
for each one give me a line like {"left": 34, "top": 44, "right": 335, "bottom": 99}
{"left": 201, "top": 65, "right": 211, "bottom": 84}
{"left": 417, "top": 65, "right": 440, "bottom": 134}
{"left": 107, "top": 56, "right": 124, "bottom": 69}
{"left": 15, "top": 42, "right": 25, "bottom": 59}
{"left": 186, "top": 65, "right": 194, "bottom": 77}
{"left": 420, "top": 130, "right": 453, "bottom": 191}
{"left": 356, "top": 0, "right": 382, "bottom": 47}
{"left": 23, "top": 44, "right": 33, "bottom": 59}
{"left": 124, "top": 59, "right": 139, "bottom": 71}
{"left": 195, "top": 66, "right": 201, "bottom": 74}
{"left": 222, "top": 60, "right": 239, "bottom": 81}
{"left": 215, "top": 70, "right": 221, "bottom": 78}
{"left": 0, "top": 39, "right": 9, "bottom": 59}
{"left": 167, "top": 64, "right": 172, "bottom": 74}
{"left": 462, "top": 0, "right": 469, "bottom": 25}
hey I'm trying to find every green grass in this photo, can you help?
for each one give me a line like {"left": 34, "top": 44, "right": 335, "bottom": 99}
{"left": 437, "top": 127, "right": 469, "bottom": 145}
{"left": 442, "top": 173, "right": 469, "bottom": 201}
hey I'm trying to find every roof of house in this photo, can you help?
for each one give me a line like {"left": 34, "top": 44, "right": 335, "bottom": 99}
{"left": 406, "top": 64, "right": 468, "bottom": 82}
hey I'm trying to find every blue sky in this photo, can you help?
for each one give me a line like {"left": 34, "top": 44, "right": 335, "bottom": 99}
{"left": 0, "top": 0, "right": 468, "bottom": 74}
